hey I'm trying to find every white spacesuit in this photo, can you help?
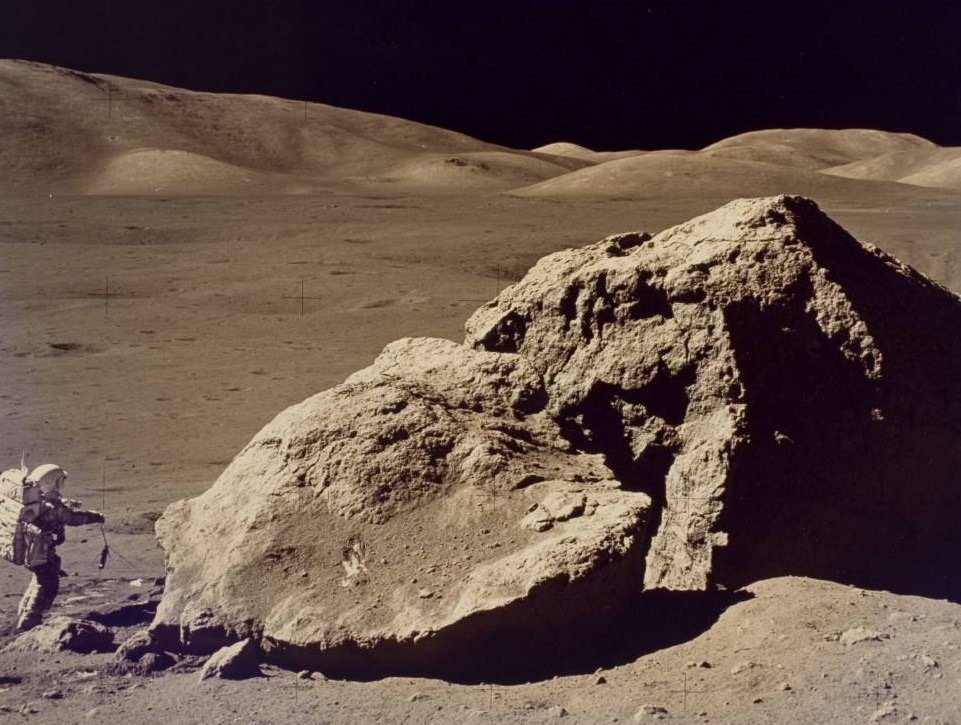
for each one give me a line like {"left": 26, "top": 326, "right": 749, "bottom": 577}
{"left": 15, "top": 465, "right": 104, "bottom": 632}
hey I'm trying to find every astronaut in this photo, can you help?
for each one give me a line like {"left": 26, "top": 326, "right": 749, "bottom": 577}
{"left": 16, "top": 465, "right": 104, "bottom": 632}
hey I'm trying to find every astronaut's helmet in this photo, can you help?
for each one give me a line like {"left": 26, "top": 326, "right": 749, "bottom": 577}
{"left": 27, "top": 464, "right": 68, "bottom": 500}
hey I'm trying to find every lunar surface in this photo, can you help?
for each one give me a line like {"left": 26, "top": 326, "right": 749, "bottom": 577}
{"left": 1, "top": 61, "right": 960, "bottom": 723}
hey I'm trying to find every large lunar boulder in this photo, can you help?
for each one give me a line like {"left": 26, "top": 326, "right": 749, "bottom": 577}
{"left": 153, "top": 195, "right": 961, "bottom": 676}
{"left": 153, "top": 336, "right": 652, "bottom": 675}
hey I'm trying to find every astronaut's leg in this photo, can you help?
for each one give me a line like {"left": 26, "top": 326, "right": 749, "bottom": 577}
{"left": 16, "top": 554, "right": 61, "bottom": 631}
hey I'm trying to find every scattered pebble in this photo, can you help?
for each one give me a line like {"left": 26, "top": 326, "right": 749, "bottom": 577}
{"left": 408, "top": 692, "right": 427, "bottom": 702}
{"left": 633, "top": 704, "right": 668, "bottom": 721}
{"left": 778, "top": 682, "right": 792, "bottom": 691}
{"left": 594, "top": 675, "right": 607, "bottom": 685}
{"left": 418, "top": 589, "right": 434, "bottom": 599}
{"left": 752, "top": 697, "right": 763, "bottom": 704}
{"left": 731, "top": 661, "right": 758, "bottom": 675}
{"left": 919, "top": 653, "right": 939, "bottom": 670}
{"left": 42, "top": 689, "right": 64, "bottom": 699}
{"left": 839, "top": 627, "right": 888, "bottom": 646}
{"left": 870, "top": 703, "right": 897, "bottom": 721}
{"left": 548, "top": 705, "right": 568, "bottom": 718}
{"left": 297, "top": 670, "right": 312, "bottom": 680}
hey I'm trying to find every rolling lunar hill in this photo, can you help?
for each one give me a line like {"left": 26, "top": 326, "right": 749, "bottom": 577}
{"left": 3, "top": 59, "right": 960, "bottom": 199}
{"left": 0, "top": 60, "right": 564, "bottom": 194}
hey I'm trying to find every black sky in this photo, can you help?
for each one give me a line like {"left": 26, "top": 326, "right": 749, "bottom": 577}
{"left": 1, "top": 0, "right": 958, "bottom": 150}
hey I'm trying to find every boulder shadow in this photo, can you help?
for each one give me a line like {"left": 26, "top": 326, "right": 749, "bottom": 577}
{"left": 263, "top": 588, "right": 752, "bottom": 685}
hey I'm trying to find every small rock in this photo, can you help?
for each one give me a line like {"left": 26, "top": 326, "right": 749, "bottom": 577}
{"left": 595, "top": 675, "right": 607, "bottom": 685}
{"left": 731, "top": 661, "right": 758, "bottom": 675}
{"left": 779, "top": 682, "right": 792, "bottom": 691}
{"left": 115, "top": 630, "right": 156, "bottom": 663}
{"left": 919, "top": 654, "right": 938, "bottom": 669}
{"left": 19, "top": 703, "right": 39, "bottom": 714}
{"left": 297, "top": 670, "right": 312, "bottom": 680}
{"left": 198, "top": 639, "right": 260, "bottom": 681}
{"left": 41, "top": 689, "right": 63, "bottom": 700}
{"left": 752, "top": 697, "right": 763, "bottom": 704}
{"left": 4, "top": 617, "right": 113, "bottom": 654}
{"left": 870, "top": 703, "right": 897, "bottom": 721}
{"left": 135, "top": 651, "right": 175, "bottom": 675}
{"left": 840, "top": 627, "right": 888, "bottom": 646}
{"left": 548, "top": 705, "right": 568, "bottom": 718}
{"left": 520, "top": 509, "right": 554, "bottom": 532}
{"left": 686, "top": 660, "right": 711, "bottom": 669}
{"left": 408, "top": 692, "right": 427, "bottom": 702}
{"left": 418, "top": 589, "right": 434, "bottom": 599}
{"left": 633, "top": 704, "right": 669, "bottom": 722}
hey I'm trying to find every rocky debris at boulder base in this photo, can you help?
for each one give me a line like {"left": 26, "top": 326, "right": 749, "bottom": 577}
{"left": 115, "top": 629, "right": 157, "bottom": 663}
{"left": 151, "top": 196, "right": 961, "bottom": 677}
{"left": 4, "top": 617, "right": 113, "bottom": 654}
{"left": 113, "top": 629, "right": 175, "bottom": 675}
{"left": 198, "top": 638, "right": 261, "bottom": 681}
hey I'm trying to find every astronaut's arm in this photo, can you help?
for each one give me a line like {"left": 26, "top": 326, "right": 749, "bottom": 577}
{"left": 57, "top": 504, "right": 105, "bottom": 526}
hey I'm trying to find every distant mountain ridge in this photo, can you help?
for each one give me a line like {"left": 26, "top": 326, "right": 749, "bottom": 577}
{"left": 1, "top": 60, "right": 958, "bottom": 196}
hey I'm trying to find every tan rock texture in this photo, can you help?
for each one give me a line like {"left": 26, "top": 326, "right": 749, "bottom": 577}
{"left": 152, "top": 196, "right": 961, "bottom": 676}
{"left": 153, "top": 337, "right": 652, "bottom": 676}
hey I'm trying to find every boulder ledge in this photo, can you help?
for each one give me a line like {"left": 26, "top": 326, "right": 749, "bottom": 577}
{"left": 152, "top": 196, "right": 961, "bottom": 676}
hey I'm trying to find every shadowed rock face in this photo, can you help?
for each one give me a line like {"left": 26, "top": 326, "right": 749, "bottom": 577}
{"left": 152, "top": 196, "right": 961, "bottom": 677}
{"left": 466, "top": 195, "right": 961, "bottom": 598}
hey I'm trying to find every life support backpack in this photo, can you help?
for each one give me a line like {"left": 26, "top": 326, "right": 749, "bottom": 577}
{"left": 0, "top": 467, "right": 50, "bottom": 567}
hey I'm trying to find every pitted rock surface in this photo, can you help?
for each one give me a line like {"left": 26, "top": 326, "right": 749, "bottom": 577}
{"left": 153, "top": 196, "right": 961, "bottom": 676}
